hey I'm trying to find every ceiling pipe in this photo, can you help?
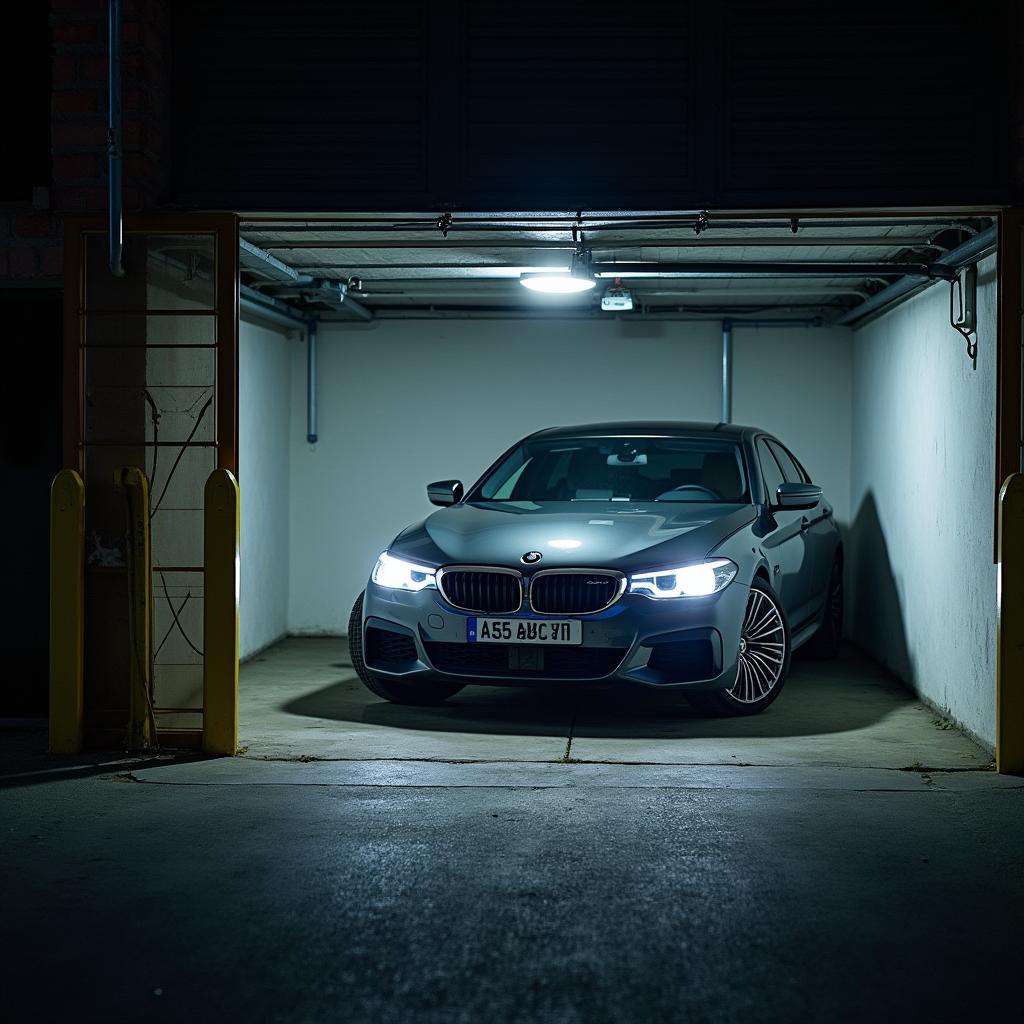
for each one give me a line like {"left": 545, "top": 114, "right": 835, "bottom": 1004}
{"left": 241, "top": 215, "right": 990, "bottom": 234}
{"left": 721, "top": 320, "right": 733, "bottom": 424}
{"left": 318, "top": 309, "right": 828, "bottom": 324}
{"left": 309, "top": 279, "right": 374, "bottom": 322}
{"left": 239, "top": 238, "right": 302, "bottom": 281}
{"left": 716, "top": 317, "right": 827, "bottom": 424}
{"left": 590, "top": 261, "right": 958, "bottom": 281}
{"left": 106, "top": 0, "right": 124, "bottom": 277}
{"left": 266, "top": 235, "right": 948, "bottom": 251}
{"left": 239, "top": 284, "right": 309, "bottom": 330}
{"left": 306, "top": 320, "right": 318, "bottom": 445}
{"left": 836, "top": 225, "right": 997, "bottom": 327}
{"left": 237, "top": 284, "right": 319, "bottom": 445}
{"left": 260, "top": 278, "right": 375, "bottom": 321}
{"left": 240, "top": 239, "right": 374, "bottom": 321}
{"left": 277, "top": 261, "right": 957, "bottom": 280}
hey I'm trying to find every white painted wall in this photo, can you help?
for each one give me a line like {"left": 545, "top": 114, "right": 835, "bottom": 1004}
{"left": 849, "top": 255, "right": 998, "bottom": 747}
{"left": 733, "top": 324, "right": 851, "bottom": 523}
{"left": 286, "top": 318, "right": 852, "bottom": 635}
{"left": 239, "top": 315, "right": 295, "bottom": 658}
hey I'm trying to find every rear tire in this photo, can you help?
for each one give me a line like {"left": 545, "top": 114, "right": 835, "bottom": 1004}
{"left": 348, "top": 592, "right": 464, "bottom": 706}
{"left": 687, "top": 577, "right": 791, "bottom": 717}
{"left": 806, "top": 556, "right": 843, "bottom": 659}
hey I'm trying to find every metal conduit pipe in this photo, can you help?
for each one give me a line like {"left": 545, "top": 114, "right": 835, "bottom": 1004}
{"left": 719, "top": 317, "right": 826, "bottom": 424}
{"left": 268, "top": 235, "right": 949, "bottom": 251}
{"left": 716, "top": 317, "right": 826, "bottom": 329}
{"left": 107, "top": 0, "right": 124, "bottom": 277}
{"left": 317, "top": 310, "right": 829, "bottom": 323}
{"left": 721, "top": 320, "right": 733, "bottom": 424}
{"left": 274, "top": 262, "right": 958, "bottom": 279}
{"left": 837, "top": 225, "right": 997, "bottom": 327}
{"left": 262, "top": 279, "right": 375, "bottom": 322}
{"left": 306, "top": 320, "right": 318, "bottom": 444}
{"left": 242, "top": 216, "right": 986, "bottom": 234}
{"left": 239, "top": 284, "right": 309, "bottom": 331}
{"left": 592, "top": 261, "right": 959, "bottom": 281}
{"left": 310, "top": 279, "right": 374, "bottom": 322}
{"left": 239, "top": 240, "right": 375, "bottom": 321}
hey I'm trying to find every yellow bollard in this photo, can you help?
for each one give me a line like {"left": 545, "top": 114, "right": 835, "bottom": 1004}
{"left": 203, "top": 469, "right": 240, "bottom": 755}
{"left": 115, "top": 467, "right": 156, "bottom": 751}
{"left": 997, "top": 473, "right": 1024, "bottom": 774}
{"left": 49, "top": 469, "right": 85, "bottom": 753}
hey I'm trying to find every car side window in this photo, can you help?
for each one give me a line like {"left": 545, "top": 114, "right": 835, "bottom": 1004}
{"left": 756, "top": 439, "right": 785, "bottom": 506}
{"left": 767, "top": 440, "right": 807, "bottom": 484}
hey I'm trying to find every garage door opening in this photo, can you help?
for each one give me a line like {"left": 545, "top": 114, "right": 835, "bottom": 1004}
{"left": 232, "top": 209, "right": 1005, "bottom": 770}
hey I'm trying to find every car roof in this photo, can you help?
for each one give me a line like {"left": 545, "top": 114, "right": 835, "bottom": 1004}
{"left": 527, "top": 421, "right": 762, "bottom": 442}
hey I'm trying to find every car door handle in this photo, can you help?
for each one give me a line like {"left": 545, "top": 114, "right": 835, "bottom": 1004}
{"left": 800, "top": 516, "right": 810, "bottom": 533}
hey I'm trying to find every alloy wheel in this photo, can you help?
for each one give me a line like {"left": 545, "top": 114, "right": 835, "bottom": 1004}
{"left": 729, "top": 587, "right": 786, "bottom": 703}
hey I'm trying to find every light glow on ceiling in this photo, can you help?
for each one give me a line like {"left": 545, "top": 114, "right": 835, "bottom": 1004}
{"left": 520, "top": 272, "right": 595, "bottom": 294}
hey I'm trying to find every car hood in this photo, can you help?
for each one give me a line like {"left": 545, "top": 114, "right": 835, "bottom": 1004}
{"left": 389, "top": 500, "right": 755, "bottom": 574}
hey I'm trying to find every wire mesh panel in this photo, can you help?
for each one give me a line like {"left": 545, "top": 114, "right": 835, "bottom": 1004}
{"left": 69, "top": 219, "right": 237, "bottom": 747}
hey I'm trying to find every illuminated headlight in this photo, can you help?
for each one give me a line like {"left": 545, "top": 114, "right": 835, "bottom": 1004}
{"left": 372, "top": 551, "right": 437, "bottom": 592}
{"left": 628, "top": 559, "right": 738, "bottom": 598}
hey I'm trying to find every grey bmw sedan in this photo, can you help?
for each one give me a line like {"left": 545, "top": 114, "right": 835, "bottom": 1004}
{"left": 350, "top": 422, "right": 843, "bottom": 715}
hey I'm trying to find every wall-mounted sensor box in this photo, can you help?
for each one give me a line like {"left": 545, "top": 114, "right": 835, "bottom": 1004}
{"left": 601, "top": 285, "right": 633, "bottom": 311}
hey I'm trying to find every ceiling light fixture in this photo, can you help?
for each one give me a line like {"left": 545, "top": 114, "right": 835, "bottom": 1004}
{"left": 520, "top": 245, "right": 595, "bottom": 294}
{"left": 519, "top": 272, "right": 594, "bottom": 294}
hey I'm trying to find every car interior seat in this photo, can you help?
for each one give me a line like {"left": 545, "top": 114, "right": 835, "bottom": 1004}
{"left": 700, "top": 452, "right": 743, "bottom": 500}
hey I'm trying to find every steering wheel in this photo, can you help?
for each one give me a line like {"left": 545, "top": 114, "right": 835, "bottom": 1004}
{"left": 656, "top": 484, "right": 720, "bottom": 500}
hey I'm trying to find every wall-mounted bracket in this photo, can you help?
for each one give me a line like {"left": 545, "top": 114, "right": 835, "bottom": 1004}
{"left": 950, "top": 264, "right": 978, "bottom": 369}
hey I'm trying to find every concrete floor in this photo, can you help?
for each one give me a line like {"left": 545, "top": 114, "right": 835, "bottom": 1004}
{"left": 2, "top": 644, "right": 1017, "bottom": 1023}
{"left": 1, "top": 729, "right": 1021, "bottom": 1023}
{"left": 240, "top": 637, "right": 992, "bottom": 770}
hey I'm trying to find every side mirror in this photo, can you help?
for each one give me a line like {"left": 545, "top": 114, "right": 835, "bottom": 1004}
{"left": 774, "top": 482, "right": 822, "bottom": 510}
{"left": 427, "top": 479, "right": 464, "bottom": 507}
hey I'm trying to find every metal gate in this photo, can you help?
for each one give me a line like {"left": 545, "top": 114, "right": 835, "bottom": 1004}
{"left": 57, "top": 213, "right": 238, "bottom": 750}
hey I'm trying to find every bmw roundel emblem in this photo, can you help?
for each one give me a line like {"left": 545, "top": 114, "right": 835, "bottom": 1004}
{"left": 521, "top": 551, "right": 543, "bottom": 564}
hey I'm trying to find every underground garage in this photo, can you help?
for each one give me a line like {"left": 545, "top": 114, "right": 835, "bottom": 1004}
{"left": 227, "top": 212, "right": 1009, "bottom": 770}
{"left": 3, "top": 2, "right": 1024, "bottom": 1021}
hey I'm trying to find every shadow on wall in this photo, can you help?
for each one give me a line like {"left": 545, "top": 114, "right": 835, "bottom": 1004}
{"left": 847, "top": 490, "right": 913, "bottom": 688}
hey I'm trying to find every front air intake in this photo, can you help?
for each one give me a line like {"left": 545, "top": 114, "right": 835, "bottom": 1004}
{"left": 424, "top": 642, "right": 627, "bottom": 679}
{"left": 529, "top": 570, "right": 625, "bottom": 615}
{"left": 437, "top": 567, "right": 522, "bottom": 614}
{"left": 364, "top": 627, "right": 418, "bottom": 668}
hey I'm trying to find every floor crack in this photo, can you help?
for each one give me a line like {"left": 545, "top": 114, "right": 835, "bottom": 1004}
{"left": 557, "top": 704, "right": 581, "bottom": 763}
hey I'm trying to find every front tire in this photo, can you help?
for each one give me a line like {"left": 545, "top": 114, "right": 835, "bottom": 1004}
{"left": 688, "top": 577, "right": 791, "bottom": 717}
{"left": 348, "top": 593, "right": 465, "bottom": 706}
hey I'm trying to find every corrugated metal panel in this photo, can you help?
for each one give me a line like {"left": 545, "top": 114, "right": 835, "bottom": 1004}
{"left": 172, "top": 0, "right": 431, "bottom": 205}
{"left": 719, "top": 0, "right": 1010, "bottom": 204}
{"left": 171, "top": 1, "right": 1017, "bottom": 211}
{"left": 459, "top": 1, "right": 698, "bottom": 206}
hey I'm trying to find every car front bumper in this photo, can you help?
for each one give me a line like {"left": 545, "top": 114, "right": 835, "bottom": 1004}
{"left": 360, "top": 578, "right": 749, "bottom": 691}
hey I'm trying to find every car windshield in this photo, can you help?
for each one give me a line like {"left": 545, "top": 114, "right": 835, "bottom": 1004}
{"left": 474, "top": 436, "right": 749, "bottom": 504}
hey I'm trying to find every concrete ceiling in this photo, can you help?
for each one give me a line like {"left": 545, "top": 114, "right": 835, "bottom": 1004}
{"left": 238, "top": 212, "right": 996, "bottom": 322}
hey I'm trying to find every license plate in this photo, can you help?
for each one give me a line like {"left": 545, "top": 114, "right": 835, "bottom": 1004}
{"left": 468, "top": 617, "right": 582, "bottom": 645}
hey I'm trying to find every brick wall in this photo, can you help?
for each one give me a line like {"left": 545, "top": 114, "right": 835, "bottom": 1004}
{"left": 0, "top": 0, "right": 170, "bottom": 283}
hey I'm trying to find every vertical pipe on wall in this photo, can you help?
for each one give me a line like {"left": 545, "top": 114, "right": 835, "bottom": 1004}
{"left": 306, "top": 320, "right": 318, "bottom": 444}
{"left": 107, "top": 0, "right": 124, "bottom": 277}
{"left": 721, "top": 319, "right": 733, "bottom": 423}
